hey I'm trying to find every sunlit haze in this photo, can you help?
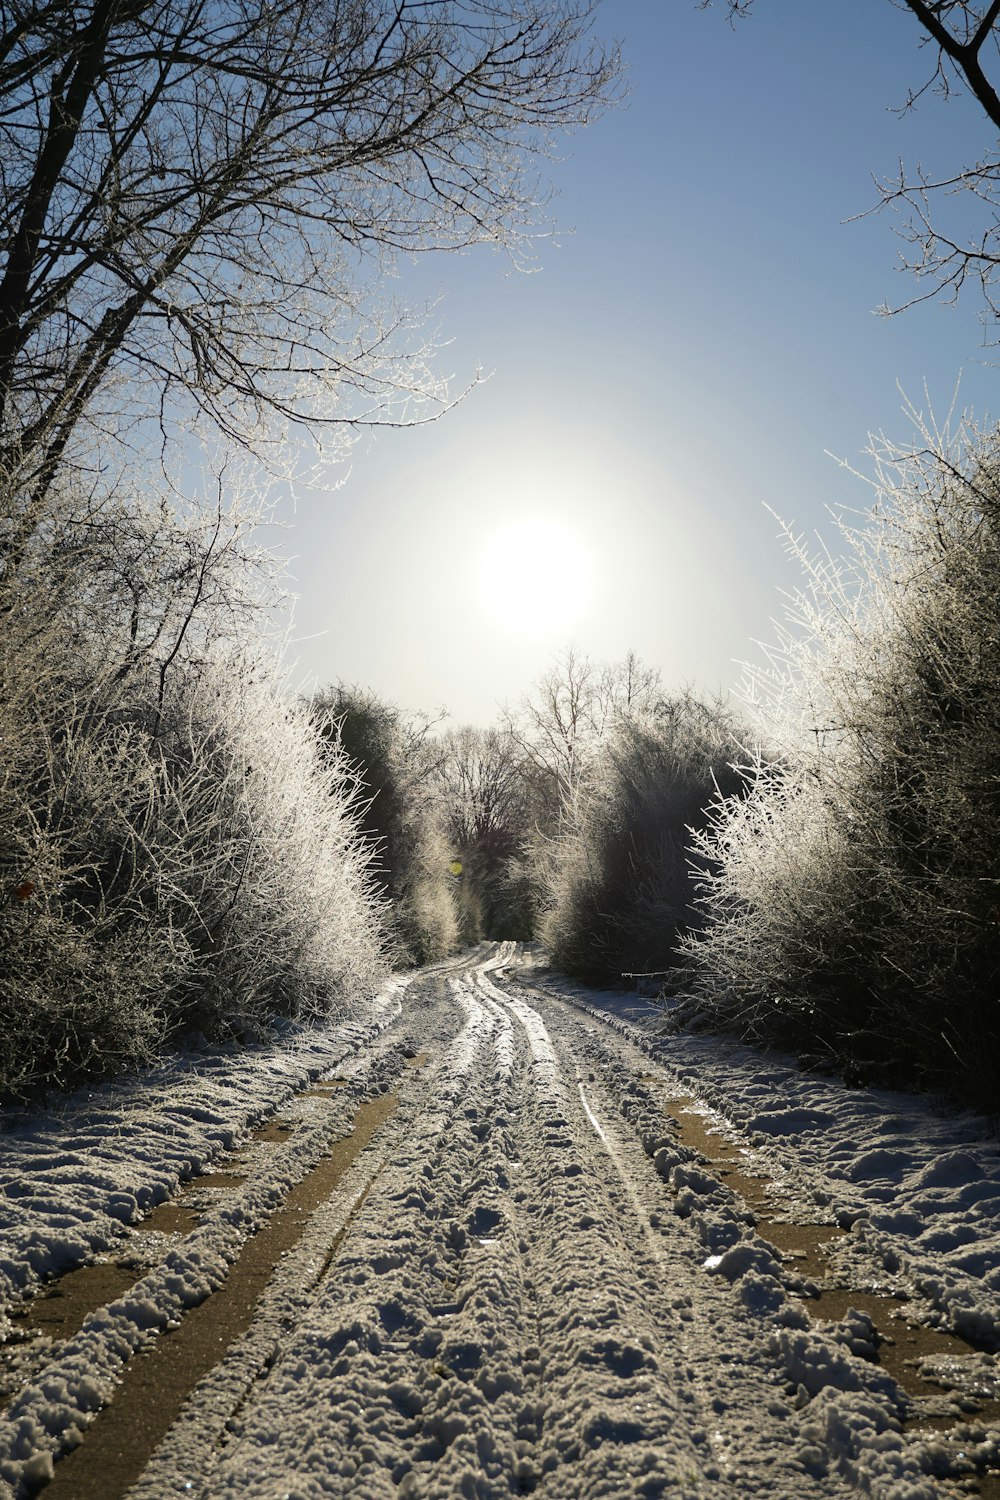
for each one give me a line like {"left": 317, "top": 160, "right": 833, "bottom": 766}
{"left": 476, "top": 516, "right": 593, "bottom": 637}
{"left": 281, "top": 1, "right": 997, "bottom": 723}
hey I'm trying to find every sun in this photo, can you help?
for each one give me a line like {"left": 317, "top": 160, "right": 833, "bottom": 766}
{"left": 476, "top": 516, "right": 592, "bottom": 635}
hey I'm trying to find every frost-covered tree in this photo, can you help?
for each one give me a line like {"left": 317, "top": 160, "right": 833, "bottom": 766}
{"left": 505, "top": 648, "right": 663, "bottom": 821}
{"left": 0, "top": 0, "right": 621, "bottom": 1095}
{"left": 0, "top": 0, "right": 620, "bottom": 530}
{"left": 436, "top": 724, "right": 535, "bottom": 940}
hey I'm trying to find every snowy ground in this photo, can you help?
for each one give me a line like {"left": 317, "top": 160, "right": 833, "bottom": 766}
{"left": 0, "top": 944, "right": 998, "bottom": 1498}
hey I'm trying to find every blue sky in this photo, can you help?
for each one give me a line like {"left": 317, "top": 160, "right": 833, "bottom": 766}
{"left": 280, "top": 1, "right": 998, "bottom": 723}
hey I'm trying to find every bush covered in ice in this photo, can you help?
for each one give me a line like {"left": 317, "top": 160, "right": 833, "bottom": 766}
{"left": 311, "top": 684, "right": 459, "bottom": 966}
{"left": 539, "top": 694, "right": 751, "bottom": 986}
{"left": 680, "top": 414, "right": 1000, "bottom": 1106}
{"left": 0, "top": 480, "right": 388, "bottom": 1101}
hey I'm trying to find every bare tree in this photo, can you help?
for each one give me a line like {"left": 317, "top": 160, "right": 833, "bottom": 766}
{"left": 505, "top": 646, "right": 597, "bottom": 812}
{"left": 438, "top": 724, "right": 527, "bottom": 862}
{"left": 436, "top": 722, "right": 536, "bottom": 938}
{"left": 701, "top": 1, "right": 1000, "bottom": 336}
{"left": 0, "top": 0, "right": 620, "bottom": 532}
{"left": 504, "top": 646, "right": 662, "bottom": 818}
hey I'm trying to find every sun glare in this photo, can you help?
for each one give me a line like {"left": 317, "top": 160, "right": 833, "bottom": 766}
{"left": 476, "top": 517, "right": 592, "bottom": 635}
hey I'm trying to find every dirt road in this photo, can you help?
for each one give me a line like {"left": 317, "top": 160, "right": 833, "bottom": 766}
{"left": 1, "top": 946, "right": 998, "bottom": 1498}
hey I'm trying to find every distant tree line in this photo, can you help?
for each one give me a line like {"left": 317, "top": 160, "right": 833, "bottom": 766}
{"left": 337, "top": 408, "right": 1000, "bottom": 1116}
{"left": 317, "top": 647, "right": 756, "bottom": 994}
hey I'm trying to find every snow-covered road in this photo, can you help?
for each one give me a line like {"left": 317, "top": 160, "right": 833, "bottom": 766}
{"left": 1, "top": 945, "right": 999, "bottom": 1498}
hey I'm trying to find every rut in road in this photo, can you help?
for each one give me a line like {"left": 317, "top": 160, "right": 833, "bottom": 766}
{"left": 40, "top": 1090, "right": 400, "bottom": 1500}
{"left": 70, "top": 948, "right": 925, "bottom": 1500}
{"left": 6, "top": 946, "right": 971, "bottom": 1499}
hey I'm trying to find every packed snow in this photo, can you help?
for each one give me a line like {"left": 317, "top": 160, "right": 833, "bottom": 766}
{"left": 0, "top": 945, "right": 997, "bottom": 1498}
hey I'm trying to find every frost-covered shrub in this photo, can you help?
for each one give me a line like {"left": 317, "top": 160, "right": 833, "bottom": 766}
{"left": 0, "top": 482, "right": 388, "bottom": 1100}
{"left": 540, "top": 696, "right": 750, "bottom": 986}
{"left": 682, "top": 416, "right": 1000, "bottom": 1104}
{"left": 451, "top": 847, "right": 538, "bottom": 943}
{"left": 155, "top": 662, "right": 389, "bottom": 1033}
{"left": 312, "top": 685, "right": 458, "bottom": 966}
{"left": 0, "top": 644, "right": 175, "bottom": 1095}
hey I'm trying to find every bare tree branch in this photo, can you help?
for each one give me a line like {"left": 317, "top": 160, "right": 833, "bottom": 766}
{"left": 0, "top": 0, "right": 621, "bottom": 524}
{"left": 701, "top": 1, "right": 1000, "bottom": 338}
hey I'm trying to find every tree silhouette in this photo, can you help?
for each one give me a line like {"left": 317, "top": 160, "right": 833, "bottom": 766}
{"left": 0, "top": 0, "right": 620, "bottom": 531}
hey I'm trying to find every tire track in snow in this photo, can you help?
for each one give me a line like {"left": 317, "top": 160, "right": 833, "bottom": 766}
{"left": 26, "top": 946, "right": 948, "bottom": 1500}
{"left": 487, "top": 961, "right": 943, "bottom": 1499}
{"left": 0, "top": 1004, "right": 419, "bottom": 1500}
{"left": 472, "top": 966, "right": 721, "bottom": 1497}
{"left": 165, "top": 966, "right": 537, "bottom": 1499}
{"left": 0, "top": 963, "right": 476, "bottom": 1500}
{"left": 479, "top": 964, "right": 754, "bottom": 1497}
